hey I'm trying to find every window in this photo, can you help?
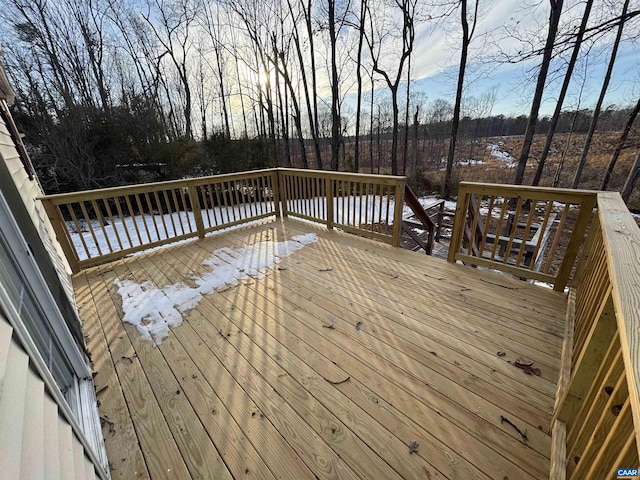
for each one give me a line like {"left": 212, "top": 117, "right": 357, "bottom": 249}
{"left": 0, "top": 187, "right": 107, "bottom": 472}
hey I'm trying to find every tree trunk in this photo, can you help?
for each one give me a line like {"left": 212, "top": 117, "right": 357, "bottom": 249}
{"left": 214, "top": 43, "right": 231, "bottom": 139}
{"left": 621, "top": 146, "right": 640, "bottom": 203}
{"left": 390, "top": 89, "right": 399, "bottom": 175}
{"left": 514, "top": 0, "right": 564, "bottom": 185}
{"left": 552, "top": 109, "right": 578, "bottom": 187}
{"left": 305, "top": 0, "right": 322, "bottom": 169}
{"left": 532, "top": 0, "right": 593, "bottom": 186}
{"left": 370, "top": 76, "right": 375, "bottom": 174}
{"left": 329, "top": 0, "right": 340, "bottom": 170}
{"left": 354, "top": 0, "right": 367, "bottom": 173}
{"left": 572, "top": 0, "right": 629, "bottom": 188}
{"left": 402, "top": 54, "right": 411, "bottom": 175}
{"left": 601, "top": 96, "right": 640, "bottom": 190}
{"left": 411, "top": 105, "right": 419, "bottom": 181}
{"left": 444, "top": 0, "right": 472, "bottom": 198}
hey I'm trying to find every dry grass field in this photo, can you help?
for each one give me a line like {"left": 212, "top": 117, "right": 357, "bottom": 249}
{"left": 417, "top": 132, "right": 640, "bottom": 211}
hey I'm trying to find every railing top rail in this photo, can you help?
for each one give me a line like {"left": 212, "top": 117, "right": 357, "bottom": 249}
{"left": 597, "top": 192, "right": 640, "bottom": 450}
{"left": 459, "top": 181, "right": 600, "bottom": 200}
{"left": 37, "top": 168, "right": 278, "bottom": 204}
{"left": 278, "top": 167, "right": 406, "bottom": 183}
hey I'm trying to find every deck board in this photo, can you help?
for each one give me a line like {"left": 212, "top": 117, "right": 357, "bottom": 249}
{"left": 74, "top": 218, "right": 566, "bottom": 479}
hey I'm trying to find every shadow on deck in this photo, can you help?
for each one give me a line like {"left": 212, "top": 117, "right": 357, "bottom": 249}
{"left": 75, "top": 218, "right": 566, "bottom": 480}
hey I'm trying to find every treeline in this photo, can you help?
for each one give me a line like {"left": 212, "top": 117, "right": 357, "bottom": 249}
{"left": 1, "top": 0, "right": 639, "bottom": 198}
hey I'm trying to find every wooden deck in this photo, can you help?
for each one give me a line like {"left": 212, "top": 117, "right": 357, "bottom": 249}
{"left": 73, "top": 218, "right": 567, "bottom": 480}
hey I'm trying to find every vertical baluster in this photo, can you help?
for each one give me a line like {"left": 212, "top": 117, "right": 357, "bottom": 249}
{"left": 515, "top": 199, "right": 539, "bottom": 268}
{"left": 529, "top": 200, "right": 554, "bottom": 271}
{"left": 490, "top": 198, "right": 509, "bottom": 261}
{"left": 467, "top": 194, "right": 483, "bottom": 256}
{"left": 241, "top": 179, "right": 250, "bottom": 219}
{"left": 67, "top": 203, "right": 91, "bottom": 259}
{"left": 169, "top": 189, "right": 186, "bottom": 235}
{"left": 544, "top": 203, "right": 570, "bottom": 274}
{"left": 341, "top": 180, "right": 347, "bottom": 225}
{"left": 153, "top": 191, "right": 170, "bottom": 239}
{"left": 162, "top": 190, "right": 179, "bottom": 236}
{"left": 177, "top": 186, "right": 194, "bottom": 232}
{"left": 90, "top": 199, "right": 113, "bottom": 254}
{"left": 206, "top": 182, "right": 216, "bottom": 226}
{"left": 213, "top": 182, "right": 225, "bottom": 224}
{"left": 143, "top": 192, "right": 161, "bottom": 242}
{"left": 78, "top": 200, "right": 103, "bottom": 256}
{"left": 385, "top": 184, "right": 392, "bottom": 233}
{"left": 102, "top": 198, "right": 124, "bottom": 251}
{"left": 227, "top": 181, "right": 238, "bottom": 222}
{"left": 124, "top": 194, "right": 145, "bottom": 246}
{"left": 113, "top": 196, "right": 133, "bottom": 248}
{"left": 477, "top": 195, "right": 495, "bottom": 257}
{"left": 134, "top": 193, "right": 153, "bottom": 242}
{"left": 502, "top": 196, "right": 523, "bottom": 264}
{"left": 351, "top": 181, "right": 358, "bottom": 227}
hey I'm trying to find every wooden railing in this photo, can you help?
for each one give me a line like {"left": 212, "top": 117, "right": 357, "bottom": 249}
{"left": 402, "top": 185, "right": 444, "bottom": 255}
{"left": 278, "top": 168, "right": 405, "bottom": 246}
{"left": 447, "top": 182, "right": 598, "bottom": 291}
{"left": 550, "top": 192, "right": 640, "bottom": 479}
{"left": 40, "top": 168, "right": 408, "bottom": 272}
{"left": 40, "top": 169, "right": 279, "bottom": 272}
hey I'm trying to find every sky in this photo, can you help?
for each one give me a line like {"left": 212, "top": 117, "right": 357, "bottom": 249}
{"left": 351, "top": 0, "right": 640, "bottom": 118}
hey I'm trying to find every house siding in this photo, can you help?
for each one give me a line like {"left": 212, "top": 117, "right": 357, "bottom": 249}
{"left": 0, "top": 311, "right": 100, "bottom": 480}
{"left": 0, "top": 104, "right": 75, "bottom": 303}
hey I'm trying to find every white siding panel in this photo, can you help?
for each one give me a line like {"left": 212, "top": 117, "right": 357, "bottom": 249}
{"left": 0, "top": 340, "right": 29, "bottom": 479}
{"left": 0, "top": 316, "right": 12, "bottom": 380}
{"left": 4, "top": 156, "right": 23, "bottom": 176}
{"left": 58, "top": 420, "right": 77, "bottom": 480}
{"left": 84, "top": 453, "right": 97, "bottom": 480}
{"left": 20, "top": 368, "right": 46, "bottom": 480}
{"left": 43, "top": 395, "right": 62, "bottom": 480}
{"left": 72, "top": 435, "right": 87, "bottom": 480}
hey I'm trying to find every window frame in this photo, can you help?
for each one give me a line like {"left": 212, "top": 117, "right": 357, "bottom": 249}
{"left": 0, "top": 187, "right": 109, "bottom": 478}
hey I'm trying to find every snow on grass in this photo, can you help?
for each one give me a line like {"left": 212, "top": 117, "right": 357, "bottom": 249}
{"left": 487, "top": 143, "right": 516, "bottom": 167}
{"left": 69, "top": 194, "right": 457, "bottom": 261}
{"left": 115, "top": 233, "right": 317, "bottom": 345}
{"left": 69, "top": 202, "right": 272, "bottom": 260}
{"left": 458, "top": 159, "right": 484, "bottom": 166}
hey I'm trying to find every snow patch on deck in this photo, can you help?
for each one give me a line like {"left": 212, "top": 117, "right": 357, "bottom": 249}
{"left": 115, "top": 233, "right": 317, "bottom": 345}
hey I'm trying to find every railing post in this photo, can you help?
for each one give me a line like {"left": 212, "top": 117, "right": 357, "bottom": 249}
{"left": 187, "top": 181, "right": 206, "bottom": 239}
{"left": 271, "top": 169, "right": 282, "bottom": 218}
{"left": 326, "top": 177, "right": 334, "bottom": 230}
{"left": 448, "top": 184, "right": 468, "bottom": 263}
{"left": 391, "top": 178, "right": 405, "bottom": 247}
{"left": 554, "top": 194, "right": 597, "bottom": 291}
{"left": 40, "top": 199, "right": 81, "bottom": 274}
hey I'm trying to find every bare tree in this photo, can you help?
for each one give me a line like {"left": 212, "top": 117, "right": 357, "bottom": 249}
{"left": 284, "top": 0, "right": 321, "bottom": 168}
{"left": 531, "top": 0, "right": 593, "bottom": 186}
{"left": 354, "top": 0, "right": 368, "bottom": 172}
{"left": 443, "top": 0, "right": 479, "bottom": 198}
{"left": 365, "top": 0, "right": 417, "bottom": 175}
{"left": 572, "top": 0, "right": 630, "bottom": 188}
{"left": 621, "top": 146, "right": 640, "bottom": 203}
{"left": 513, "top": 0, "right": 564, "bottom": 185}
{"left": 141, "top": 0, "right": 199, "bottom": 139}
{"left": 601, "top": 97, "right": 640, "bottom": 190}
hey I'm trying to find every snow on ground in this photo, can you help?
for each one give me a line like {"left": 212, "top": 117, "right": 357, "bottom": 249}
{"left": 69, "top": 202, "right": 272, "bottom": 260}
{"left": 115, "top": 233, "right": 317, "bottom": 345}
{"left": 69, "top": 195, "right": 458, "bottom": 261}
{"left": 487, "top": 143, "right": 516, "bottom": 167}
{"left": 458, "top": 159, "right": 484, "bottom": 166}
